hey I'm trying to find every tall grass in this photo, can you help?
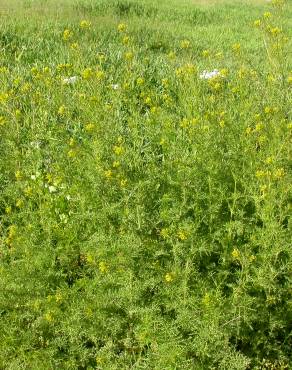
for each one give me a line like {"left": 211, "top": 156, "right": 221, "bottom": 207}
{"left": 0, "top": 0, "right": 291, "bottom": 369}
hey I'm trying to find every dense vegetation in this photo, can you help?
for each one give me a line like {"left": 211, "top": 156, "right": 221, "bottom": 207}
{"left": 0, "top": 0, "right": 291, "bottom": 368}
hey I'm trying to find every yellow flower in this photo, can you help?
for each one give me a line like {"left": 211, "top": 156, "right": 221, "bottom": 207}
{"left": 287, "top": 76, "right": 292, "bottom": 84}
{"left": 160, "top": 228, "right": 169, "bottom": 239}
{"left": 232, "top": 43, "right": 241, "bottom": 52}
{"left": 113, "top": 145, "right": 124, "bottom": 155}
{"left": 55, "top": 292, "right": 62, "bottom": 302}
{"left": 136, "top": 77, "right": 145, "bottom": 85}
{"left": 177, "top": 230, "right": 188, "bottom": 241}
{"left": 5, "top": 206, "right": 12, "bottom": 214}
{"left": 254, "top": 19, "right": 261, "bottom": 27}
{"left": 120, "top": 179, "right": 127, "bottom": 187}
{"left": 164, "top": 273, "right": 173, "bottom": 283}
{"left": 96, "top": 70, "right": 105, "bottom": 80}
{"left": 44, "top": 312, "right": 54, "bottom": 322}
{"left": 85, "top": 123, "right": 95, "bottom": 132}
{"left": 16, "top": 199, "right": 24, "bottom": 208}
{"left": 104, "top": 169, "right": 112, "bottom": 179}
{"left": 274, "top": 168, "right": 285, "bottom": 179}
{"left": 168, "top": 51, "right": 176, "bottom": 60}
{"left": 231, "top": 248, "right": 240, "bottom": 259}
{"left": 82, "top": 68, "right": 93, "bottom": 79}
{"left": 256, "top": 170, "right": 265, "bottom": 178}
{"left": 249, "top": 255, "right": 256, "bottom": 262}
{"left": 117, "top": 23, "right": 127, "bottom": 33}
{"left": 124, "top": 51, "right": 133, "bottom": 61}
{"left": 180, "top": 39, "right": 190, "bottom": 49}
{"left": 144, "top": 96, "right": 152, "bottom": 106}
{"left": 264, "top": 11, "right": 272, "bottom": 19}
{"left": 70, "top": 42, "right": 79, "bottom": 50}
{"left": 15, "top": 170, "right": 22, "bottom": 181}
{"left": 80, "top": 20, "right": 91, "bottom": 29}
{"left": 63, "top": 29, "right": 72, "bottom": 41}
{"left": 265, "top": 156, "right": 274, "bottom": 164}
{"left": 58, "top": 105, "right": 66, "bottom": 116}
{"left": 202, "top": 49, "right": 210, "bottom": 58}
{"left": 122, "top": 36, "right": 130, "bottom": 45}
{"left": 269, "top": 27, "right": 281, "bottom": 36}
{"left": 67, "top": 149, "right": 77, "bottom": 158}
{"left": 99, "top": 261, "right": 108, "bottom": 273}
{"left": 112, "top": 161, "right": 120, "bottom": 168}
{"left": 24, "top": 187, "right": 33, "bottom": 197}
{"left": 202, "top": 293, "right": 211, "bottom": 306}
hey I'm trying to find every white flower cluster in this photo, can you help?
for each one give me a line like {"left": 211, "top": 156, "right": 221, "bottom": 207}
{"left": 62, "top": 76, "right": 78, "bottom": 85}
{"left": 199, "top": 69, "right": 220, "bottom": 80}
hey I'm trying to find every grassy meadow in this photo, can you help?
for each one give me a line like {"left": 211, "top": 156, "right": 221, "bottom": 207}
{"left": 0, "top": 0, "right": 291, "bottom": 369}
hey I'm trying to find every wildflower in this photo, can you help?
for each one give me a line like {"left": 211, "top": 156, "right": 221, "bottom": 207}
{"left": 164, "top": 273, "right": 173, "bottom": 283}
{"left": 264, "top": 11, "right": 272, "bottom": 19}
{"left": 111, "top": 84, "right": 119, "bottom": 90}
{"left": 256, "top": 170, "right": 265, "bottom": 178}
{"left": 287, "top": 76, "right": 292, "bottom": 84}
{"left": 136, "top": 77, "right": 144, "bottom": 85}
{"left": 24, "top": 187, "right": 33, "bottom": 197}
{"left": 199, "top": 69, "right": 220, "bottom": 80}
{"left": 99, "top": 261, "right": 108, "bottom": 273}
{"left": 0, "top": 92, "right": 9, "bottom": 103}
{"left": 249, "top": 255, "right": 256, "bottom": 262}
{"left": 62, "top": 76, "right": 78, "bottom": 85}
{"left": 5, "top": 206, "right": 12, "bottom": 214}
{"left": 122, "top": 36, "right": 130, "bottom": 45}
{"left": 254, "top": 19, "right": 261, "bottom": 27}
{"left": 104, "top": 169, "right": 112, "bottom": 179}
{"left": 202, "top": 293, "right": 211, "bottom": 306}
{"left": 232, "top": 43, "right": 241, "bottom": 52}
{"left": 82, "top": 68, "right": 93, "bottom": 79}
{"left": 49, "top": 185, "right": 57, "bottom": 193}
{"left": 63, "top": 29, "right": 72, "bottom": 41}
{"left": 232, "top": 248, "right": 240, "bottom": 259}
{"left": 168, "top": 51, "right": 176, "bottom": 60}
{"left": 58, "top": 105, "right": 66, "bottom": 115}
{"left": 269, "top": 27, "right": 281, "bottom": 36}
{"left": 70, "top": 42, "right": 79, "bottom": 50}
{"left": 120, "top": 179, "right": 127, "bottom": 187}
{"left": 113, "top": 145, "right": 124, "bottom": 155}
{"left": 96, "top": 70, "right": 105, "bottom": 80}
{"left": 80, "top": 20, "right": 91, "bottom": 29}
{"left": 202, "top": 49, "right": 210, "bottom": 58}
{"left": 161, "top": 78, "right": 168, "bottom": 88}
{"left": 274, "top": 168, "right": 285, "bottom": 179}
{"left": 177, "top": 230, "right": 188, "bottom": 241}
{"left": 44, "top": 312, "right": 54, "bottom": 322}
{"left": 160, "top": 228, "right": 169, "bottom": 239}
{"left": 15, "top": 170, "right": 22, "bottom": 181}
{"left": 117, "top": 23, "right": 127, "bottom": 32}
{"left": 112, "top": 161, "right": 120, "bottom": 168}
{"left": 85, "top": 123, "right": 95, "bottom": 132}
{"left": 16, "top": 199, "right": 24, "bottom": 208}
{"left": 67, "top": 149, "right": 76, "bottom": 158}
{"left": 124, "top": 51, "right": 133, "bottom": 61}
{"left": 265, "top": 156, "right": 274, "bottom": 164}
{"left": 180, "top": 39, "right": 190, "bottom": 49}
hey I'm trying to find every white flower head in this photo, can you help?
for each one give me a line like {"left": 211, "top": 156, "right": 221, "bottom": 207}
{"left": 199, "top": 69, "right": 220, "bottom": 80}
{"left": 62, "top": 76, "right": 78, "bottom": 85}
{"left": 49, "top": 185, "right": 57, "bottom": 193}
{"left": 111, "top": 84, "right": 119, "bottom": 90}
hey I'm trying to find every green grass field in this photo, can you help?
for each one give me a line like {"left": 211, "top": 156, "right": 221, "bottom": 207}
{"left": 0, "top": 0, "right": 291, "bottom": 369}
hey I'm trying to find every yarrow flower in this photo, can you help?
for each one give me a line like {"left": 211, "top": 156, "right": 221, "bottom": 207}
{"left": 199, "top": 69, "right": 220, "bottom": 80}
{"left": 62, "top": 76, "right": 78, "bottom": 85}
